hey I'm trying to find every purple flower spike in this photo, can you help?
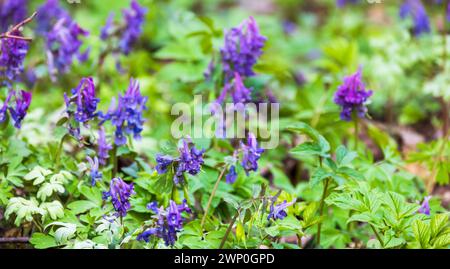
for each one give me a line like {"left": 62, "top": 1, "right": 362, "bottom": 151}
{"left": 101, "top": 78, "right": 148, "bottom": 146}
{"left": 36, "top": 0, "right": 71, "bottom": 34}
{"left": 86, "top": 156, "right": 102, "bottom": 186}
{"left": 0, "top": 30, "right": 29, "bottom": 85}
{"left": 137, "top": 199, "right": 191, "bottom": 246}
{"left": 119, "top": 0, "right": 147, "bottom": 55}
{"left": 64, "top": 77, "right": 99, "bottom": 123}
{"left": 418, "top": 196, "right": 431, "bottom": 216}
{"left": 399, "top": 0, "right": 431, "bottom": 36}
{"left": 225, "top": 165, "right": 238, "bottom": 184}
{"left": 220, "top": 16, "right": 266, "bottom": 81}
{"left": 103, "top": 177, "right": 135, "bottom": 217}
{"left": 174, "top": 139, "right": 205, "bottom": 184}
{"left": 9, "top": 90, "right": 32, "bottom": 129}
{"left": 447, "top": 2, "right": 450, "bottom": 22}
{"left": 98, "top": 127, "right": 112, "bottom": 166}
{"left": 231, "top": 73, "right": 251, "bottom": 104}
{"left": 46, "top": 18, "right": 89, "bottom": 78}
{"left": 268, "top": 199, "right": 296, "bottom": 221}
{"left": 333, "top": 68, "right": 372, "bottom": 121}
{"left": 0, "top": 0, "right": 27, "bottom": 32}
{"left": 0, "top": 93, "right": 12, "bottom": 123}
{"left": 336, "top": 0, "right": 359, "bottom": 8}
{"left": 155, "top": 154, "right": 174, "bottom": 174}
{"left": 240, "top": 133, "right": 264, "bottom": 175}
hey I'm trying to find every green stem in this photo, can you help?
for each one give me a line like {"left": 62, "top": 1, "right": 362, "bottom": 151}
{"left": 112, "top": 144, "right": 118, "bottom": 178}
{"left": 55, "top": 134, "right": 67, "bottom": 169}
{"left": 219, "top": 209, "right": 240, "bottom": 249}
{"left": 201, "top": 167, "right": 227, "bottom": 230}
{"left": 316, "top": 177, "right": 330, "bottom": 247}
{"left": 370, "top": 224, "right": 383, "bottom": 248}
{"left": 354, "top": 114, "right": 359, "bottom": 151}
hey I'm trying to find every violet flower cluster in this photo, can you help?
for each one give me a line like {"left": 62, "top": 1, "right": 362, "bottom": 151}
{"left": 216, "top": 73, "right": 252, "bottom": 106}
{"left": 0, "top": 30, "right": 29, "bottom": 85}
{"left": 64, "top": 77, "right": 99, "bottom": 137}
{"left": 100, "top": 0, "right": 147, "bottom": 70}
{"left": 333, "top": 68, "right": 373, "bottom": 121}
{"left": 0, "top": 0, "right": 27, "bottom": 32}
{"left": 35, "top": 0, "right": 71, "bottom": 35}
{"left": 220, "top": 16, "right": 267, "bottom": 81}
{"left": 5, "top": 90, "right": 32, "bottom": 129}
{"left": 418, "top": 196, "right": 431, "bottom": 215}
{"left": 98, "top": 127, "right": 112, "bottom": 166}
{"left": 155, "top": 138, "right": 205, "bottom": 185}
{"left": 399, "top": 0, "right": 431, "bottom": 36}
{"left": 86, "top": 156, "right": 102, "bottom": 186}
{"left": 100, "top": 78, "right": 148, "bottom": 146}
{"left": 137, "top": 200, "right": 191, "bottom": 247}
{"left": 103, "top": 177, "right": 135, "bottom": 217}
{"left": 336, "top": 0, "right": 359, "bottom": 8}
{"left": 46, "top": 18, "right": 90, "bottom": 78}
{"left": 267, "top": 199, "right": 296, "bottom": 221}
{"left": 240, "top": 133, "right": 264, "bottom": 176}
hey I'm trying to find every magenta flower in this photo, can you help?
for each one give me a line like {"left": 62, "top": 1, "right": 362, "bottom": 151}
{"left": 418, "top": 196, "right": 431, "bottom": 216}
{"left": 103, "top": 177, "right": 135, "bottom": 217}
{"left": 220, "top": 16, "right": 266, "bottom": 81}
{"left": 333, "top": 68, "right": 372, "bottom": 121}
{"left": 8, "top": 90, "right": 32, "bottom": 129}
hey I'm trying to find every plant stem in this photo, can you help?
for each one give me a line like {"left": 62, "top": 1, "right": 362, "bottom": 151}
{"left": 219, "top": 209, "right": 240, "bottom": 249}
{"left": 112, "top": 144, "right": 118, "bottom": 178}
{"left": 200, "top": 167, "right": 226, "bottom": 230}
{"left": 0, "top": 237, "right": 29, "bottom": 243}
{"left": 354, "top": 114, "right": 359, "bottom": 151}
{"left": 316, "top": 177, "right": 330, "bottom": 247}
{"left": 370, "top": 224, "right": 383, "bottom": 248}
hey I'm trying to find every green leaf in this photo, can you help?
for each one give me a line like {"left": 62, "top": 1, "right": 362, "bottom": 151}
{"left": 79, "top": 185, "right": 102, "bottom": 206}
{"left": 286, "top": 122, "right": 330, "bottom": 157}
{"left": 412, "top": 219, "right": 431, "bottom": 248}
{"left": 45, "top": 222, "right": 77, "bottom": 244}
{"left": 67, "top": 200, "right": 98, "bottom": 215}
{"left": 430, "top": 214, "right": 449, "bottom": 239}
{"left": 40, "top": 201, "right": 65, "bottom": 221}
{"left": 5, "top": 197, "right": 45, "bottom": 226}
{"left": 37, "top": 181, "right": 65, "bottom": 201}
{"left": 436, "top": 162, "right": 449, "bottom": 185}
{"left": 29, "top": 233, "right": 58, "bottom": 249}
{"left": 24, "top": 166, "right": 52, "bottom": 185}
{"left": 310, "top": 168, "right": 332, "bottom": 187}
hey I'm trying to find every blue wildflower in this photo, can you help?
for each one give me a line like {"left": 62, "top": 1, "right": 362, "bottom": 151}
{"left": 220, "top": 16, "right": 267, "bottom": 81}
{"left": 154, "top": 138, "right": 204, "bottom": 185}
{"left": 86, "top": 156, "right": 102, "bottom": 186}
{"left": 225, "top": 165, "right": 238, "bottom": 184}
{"left": 100, "top": 0, "right": 147, "bottom": 55}
{"left": 64, "top": 77, "right": 99, "bottom": 123}
{"left": 336, "top": 0, "right": 359, "bottom": 8}
{"left": 98, "top": 126, "right": 112, "bottom": 166}
{"left": 8, "top": 90, "right": 32, "bottom": 129}
{"left": 0, "top": 93, "right": 11, "bottom": 123}
{"left": 268, "top": 199, "right": 296, "bottom": 221}
{"left": 103, "top": 177, "right": 135, "bottom": 217}
{"left": 174, "top": 139, "right": 205, "bottom": 184}
{"left": 0, "top": 30, "right": 29, "bottom": 85}
{"left": 101, "top": 78, "right": 148, "bottom": 146}
{"left": 36, "top": 0, "right": 71, "bottom": 34}
{"left": 155, "top": 154, "right": 174, "bottom": 174}
{"left": 46, "top": 18, "right": 89, "bottom": 79}
{"left": 333, "top": 68, "right": 373, "bottom": 121}
{"left": 418, "top": 196, "right": 431, "bottom": 216}
{"left": 0, "top": 0, "right": 27, "bottom": 32}
{"left": 137, "top": 199, "right": 191, "bottom": 246}
{"left": 400, "top": 0, "right": 431, "bottom": 36}
{"left": 240, "top": 133, "right": 264, "bottom": 175}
